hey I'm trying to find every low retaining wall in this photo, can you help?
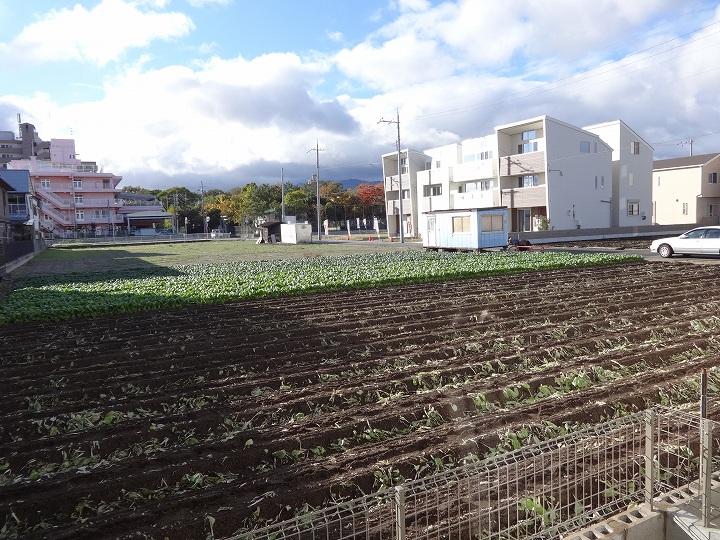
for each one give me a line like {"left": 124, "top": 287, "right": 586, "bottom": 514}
{"left": 518, "top": 223, "right": 697, "bottom": 244}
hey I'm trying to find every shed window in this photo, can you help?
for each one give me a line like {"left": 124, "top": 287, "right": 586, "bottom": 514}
{"left": 580, "top": 141, "right": 591, "bottom": 153}
{"left": 627, "top": 200, "right": 639, "bottom": 216}
{"left": 709, "top": 172, "right": 718, "bottom": 184}
{"left": 631, "top": 141, "right": 640, "bottom": 155}
{"left": 481, "top": 214, "right": 504, "bottom": 232}
{"left": 452, "top": 216, "right": 471, "bottom": 233}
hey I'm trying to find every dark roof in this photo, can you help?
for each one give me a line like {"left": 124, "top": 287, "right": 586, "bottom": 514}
{"left": 0, "top": 177, "right": 12, "bottom": 192}
{"left": 0, "top": 169, "right": 30, "bottom": 192}
{"left": 119, "top": 192, "right": 159, "bottom": 202}
{"left": 653, "top": 153, "right": 720, "bottom": 170}
{"left": 423, "top": 206, "right": 507, "bottom": 214}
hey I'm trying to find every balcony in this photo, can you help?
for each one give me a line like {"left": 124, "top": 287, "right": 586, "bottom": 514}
{"left": 384, "top": 174, "right": 411, "bottom": 192}
{"left": 452, "top": 190, "right": 498, "bottom": 209}
{"left": 498, "top": 151, "right": 545, "bottom": 177}
{"left": 453, "top": 160, "right": 495, "bottom": 182}
{"left": 386, "top": 200, "right": 411, "bottom": 215}
{"left": 500, "top": 185, "right": 547, "bottom": 208}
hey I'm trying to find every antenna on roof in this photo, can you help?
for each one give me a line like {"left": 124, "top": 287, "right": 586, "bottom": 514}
{"left": 17, "top": 113, "right": 21, "bottom": 139}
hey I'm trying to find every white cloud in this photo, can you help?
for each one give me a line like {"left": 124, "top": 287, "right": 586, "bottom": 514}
{"left": 2, "top": 0, "right": 719, "bottom": 189}
{"left": 327, "top": 31, "right": 344, "bottom": 42}
{"left": 186, "top": 0, "right": 231, "bottom": 6}
{"left": 0, "top": 0, "right": 194, "bottom": 66}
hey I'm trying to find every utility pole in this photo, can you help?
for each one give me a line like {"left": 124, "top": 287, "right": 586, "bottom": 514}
{"left": 280, "top": 167, "right": 285, "bottom": 222}
{"left": 173, "top": 192, "right": 179, "bottom": 234}
{"left": 378, "top": 109, "right": 404, "bottom": 243}
{"left": 200, "top": 181, "right": 207, "bottom": 235}
{"left": 307, "top": 141, "right": 325, "bottom": 241}
{"left": 679, "top": 138, "right": 695, "bottom": 156}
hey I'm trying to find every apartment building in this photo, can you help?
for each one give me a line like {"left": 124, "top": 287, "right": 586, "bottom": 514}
{"left": 381, "top": 149, "right": 429, "bottom": 238}
{"left": 583, "top": 120, "right": 653, "bottom": 227}
{"left": 652, "top": 153, "right": 720, "bottom": 226}
{"left": 0, "top": 123, "right": 50, "bottom": 166}
{"left": 386, "top": 115, "right": 629, "bottom": 239}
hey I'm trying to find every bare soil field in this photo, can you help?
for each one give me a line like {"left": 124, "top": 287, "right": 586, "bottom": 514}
{"left": 2, "top": 262, "right": 720, "bottom": 539}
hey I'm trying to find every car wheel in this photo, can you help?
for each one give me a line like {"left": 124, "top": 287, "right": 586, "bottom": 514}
{"left": 658, "top": 244, "right": 673, "bottom": 258}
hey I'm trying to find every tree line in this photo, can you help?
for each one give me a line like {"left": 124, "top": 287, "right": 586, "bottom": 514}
{"left": 122, "top": 181, "right": 385, "bottom": 232}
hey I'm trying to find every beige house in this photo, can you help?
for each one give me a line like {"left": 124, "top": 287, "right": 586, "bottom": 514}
{"left": 652, "top": 153, "right": 720, "bottom": 226}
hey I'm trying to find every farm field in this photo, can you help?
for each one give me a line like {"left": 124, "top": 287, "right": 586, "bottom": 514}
{"left": 2, "top": 261, "right": 720, "bottom": 538}
{"left": 0, "top": 251, "right": 634, "bottom": 324}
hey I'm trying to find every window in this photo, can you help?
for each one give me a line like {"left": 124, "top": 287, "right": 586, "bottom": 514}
{"left": 479, "top": 180, "right": 493, "bottom": 191}
{"left": 521, "top": 130, "right": 537, "bottom": 141}
{"left": 103, "top": 179, "right": 111, "bottom": 189}
{"left": 682, "top": 202, "right": 688, "bottom": 215}
{"left": 436, "top": 161, "right": 441, "bottom": 168}
{"left": 629, "top": 173, "right": 634, "bottom": 186}
{"left": 580, "top": 141, "right": 591, "bottom": 153}
{"left": 594, "top": 176, "right": 598, "bottom": 190}
{"left": 627, "top": 200, "right": 640, "bottom": 216}
{"left": 75, "top": 210, "right": 84, "bottom": 221}
{"left": 631, "top": 141, "right": 640, "bottom": 155}
{"left": 457, "top": 184, "right": 466, "bottom": 193}
{"left": 40, "top": 178, "right": 51, "bottom": 189}
{"left": 423, "top": 184, "right": 442, "bottom": 197}
{"left": 705, "top": 229, "right": 720, "bottom": 239}
{"left": 709, "top": 172, "right": 718, "bottom": 184}
{"left": 657, "top": 176, "right": 661, "bottom": 186}
{"left": 74, "top": 194, "right": 84, "bottom": 204}
{"left": 518, "top": 141, "right": 538, "bottom": 154}
{"left": 684, "top": 229, "right": 706, "bottom": 238}
{"left": 594, "top": 141, "right": 598, "bottom": 153}
{"left": 600, "top": 176, "right": 605, "bottom": 189}
{"left": 519, "top": 175, "right": 539, "bottom": 188}
{"left": 401, "top": 189, "right": 410, "bottom": 199}
{"left": 708, "top": 204, "right": 715, "bottom": 217}
{"left": 481, "top": 214, "right": 504, "bottom": 232}
{"left": 452, "top": 215, "right": 471, "bottom": 233}
{"left": 425, "top": 161, "right": 431, "bottom": 170}
{"left": 73, "top": 179, "right": 82, "bottom": 189}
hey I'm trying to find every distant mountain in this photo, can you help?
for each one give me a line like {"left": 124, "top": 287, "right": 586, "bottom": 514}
{"left": 338, "top": 178, "right": 381, "bottom": 189}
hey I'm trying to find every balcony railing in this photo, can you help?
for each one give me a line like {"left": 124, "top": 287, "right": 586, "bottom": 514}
{"left": 499, "top": 151, "right": 545, "bottom": 176}
{"left": 386, "top": 200, "right": 411, "bottom": 215}
{"left": 500, "top": 185, "right": 547, "bottom": 208}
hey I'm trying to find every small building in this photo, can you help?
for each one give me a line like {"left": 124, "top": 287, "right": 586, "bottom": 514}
{"left": 423, "top": 207, "right": 509, "bottom": 250}
{"left": 0, "top": 169, "right": 37, "bottom": 239}
{"left": 280, "top": 223, "right": 312, "bottom": 244}
{"left": 0, "top": 176, "right": 13, "bottom": 243}
{"left": 258, "top": 220, "right": 282, "bottom": 242}
{"left": 652, "top": 153, "right": 720, "bottom": 226}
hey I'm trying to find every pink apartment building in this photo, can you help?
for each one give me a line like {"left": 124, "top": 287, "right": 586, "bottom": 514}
{"left": 7, "top": 139, "right": 123, "bottom": 238}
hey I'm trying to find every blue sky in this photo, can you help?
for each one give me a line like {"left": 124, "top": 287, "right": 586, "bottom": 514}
{"left": 1, "top": 0, "right": 720, "bottom": 188}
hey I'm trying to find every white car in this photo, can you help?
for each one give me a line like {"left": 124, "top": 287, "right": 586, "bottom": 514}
{"left": 650, "top": 226, "right": 720, "bottom": 258}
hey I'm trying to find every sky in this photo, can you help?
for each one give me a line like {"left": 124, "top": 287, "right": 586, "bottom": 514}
{"left": 1, "top": 0, "right": 720, "bottom": 190}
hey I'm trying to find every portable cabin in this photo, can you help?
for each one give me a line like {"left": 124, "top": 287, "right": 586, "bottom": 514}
{"left": 423, "top": 207, "right": 509, "bottom": 250}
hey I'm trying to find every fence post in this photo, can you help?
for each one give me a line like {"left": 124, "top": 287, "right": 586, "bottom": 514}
{"left": 701, "top": 418, "right": 713, "bottom": 528}
{"left": 645, "top": 409, "right": 656, "bottom": 511}
{"left": 394, "top": 485, "right": 406, "bottom": 540}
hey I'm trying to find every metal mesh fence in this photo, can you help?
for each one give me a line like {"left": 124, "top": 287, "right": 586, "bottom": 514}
{"left": 243, "top": 407, "right": 704, "bottom": 540}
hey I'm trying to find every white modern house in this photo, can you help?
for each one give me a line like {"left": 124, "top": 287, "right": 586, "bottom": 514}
{"left": 583, "top": 120, "right": 653, "bottom": 227}
{"left": 382, "top": 148, "right": 430, "bottom": 238}
{"left": 652, "top": 153, "right": 720, "bottom": 226}
{"left": 384, "top": 115, "right": 650, "bottom": 239}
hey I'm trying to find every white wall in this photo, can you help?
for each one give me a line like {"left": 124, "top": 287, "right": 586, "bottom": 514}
{"left": 652, "top": 168, "right": 701, "bottom": 225}
{"left": 544, "top": 118, "right": 613, "bottom": 230}
{"left": 584, "top": 121, "right": 653, "bottom": 227}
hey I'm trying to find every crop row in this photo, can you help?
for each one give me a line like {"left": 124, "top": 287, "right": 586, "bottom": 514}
{"left": 0, "top": 251, "right": 638, "bottom": 324}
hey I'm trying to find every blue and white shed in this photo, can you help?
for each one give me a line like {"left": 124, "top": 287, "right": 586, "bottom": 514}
{"left": 423, "top": 207, "right": 509, "bottom": 250}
